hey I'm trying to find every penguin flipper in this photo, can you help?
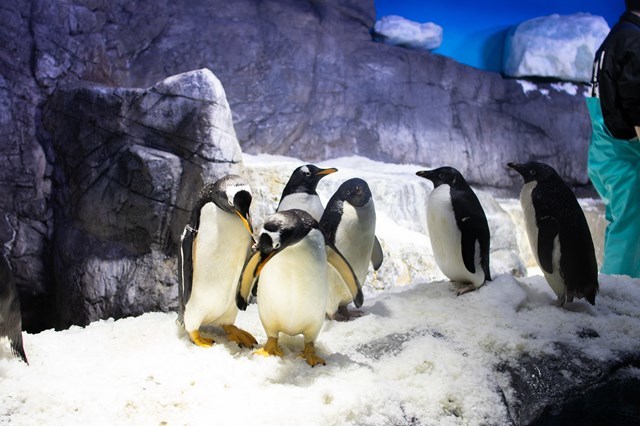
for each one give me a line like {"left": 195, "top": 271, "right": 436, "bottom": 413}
{"left": 371, "top": 236, "right": 384, "bottom": 270}
{"left": 537, "top": 216, "right": 559, "bottom": 274}
{"left": 10, "top": 333, "right": 28, "bottom": 364}
{"left": 459, "top": 218, "right": 477, "bottom": 274}
{"left": 0, "top": 314, "right": 28, "bottom": 364}
{"left": 326, "top": 243, "right": 363, "bottom": 308}
{"left": 178, "top": 225, "right": 197, "bottom": 324}
{"left": 237, "top": 251, "right": 262, "bottom": 311}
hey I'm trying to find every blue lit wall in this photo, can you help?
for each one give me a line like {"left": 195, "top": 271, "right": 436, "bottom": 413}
{"left": 374, "top": 0, "right": 621, "bottom": 72}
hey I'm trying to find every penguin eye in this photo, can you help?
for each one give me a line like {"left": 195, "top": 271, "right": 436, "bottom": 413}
{"left": 529, "top": 170, "right": 537, "bottom": 176}
{"left": 438, "top": 173, "right": 445, "bottom": 180}
{"left": 304, "top": 171, "right": 312, "bottom": 177}
{"left": 273, "top": 242, "right": 281, "bottom": 249}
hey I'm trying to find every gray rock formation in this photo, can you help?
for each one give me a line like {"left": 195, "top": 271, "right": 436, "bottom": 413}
{"left": 44, "top": 69, "right": 244, "bottom": 328}
{"left": 1, "top": 0, "right": 595, "bottom": 329}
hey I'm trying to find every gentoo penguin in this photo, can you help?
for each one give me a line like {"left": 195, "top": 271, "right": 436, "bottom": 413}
{"left": 0, "top": 254, "right": 28, "bottom": 364}
{"left": 178, "top": 175, "right": 257, "bottom": 348}
{"left": 320, "top": 178, "right": 383, "bottom": 320}
{"left": 416, "top": 167, "right": 491, "bottom": 294}
{"left": 508, "top": 162, "right": 599, "bottom": 306}
{"left": 237, "top": 209, "right": 362, "bottom": 367}
{"left": 276, "top": 164, "right": 338, "bottom": 221}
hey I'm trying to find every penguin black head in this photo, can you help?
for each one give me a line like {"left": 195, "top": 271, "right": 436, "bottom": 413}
{"left": 200, "top": 174, "right": 254, "bottom": 234}
{"left": 416, "top": 166, "right": 466, "bottom": 188}
{"left": 255, "top": 209, "right": 318, "bottom": 255}
{"left": 335, "top": 178, "right": 372, "bottom": 207}
{"left": 282, "top": 164, "right": 338, "bottom": 196}
{"left": 507, "top": 162, "right": 559, "bottom": 184}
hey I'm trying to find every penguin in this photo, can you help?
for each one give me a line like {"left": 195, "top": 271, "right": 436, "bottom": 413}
{"left": 320, "top": 178, "right": 383, "bottom": 320}
{"left": 237, "top": 209, "right": 362, "bottom": 367}
{"left": 178, "top": 174, "right": 257, "bottom": 348}
{"left": 276, "top": 164, "right": 338, "bottom": 221}
{"left": 416, "top": 167, "right": 491, "bottom": 294}
{"left": 507, "top": 161, "right": 599, "bottom": 306}
{"left": 0, "top": 254, "right": 28, "bottom": 364}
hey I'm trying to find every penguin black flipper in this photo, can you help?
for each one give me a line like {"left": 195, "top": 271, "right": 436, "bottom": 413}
{"left": 453, "top": 186, "right": 491, "bottom": 280}
{"left": 0, "top": 256, "right": 28, "bottom": 364}
{"left": 459, "top": 221, "right": 478, "bottom": 274}
{"left": 325, "top": 242, "right": 363, "bottom": 308}
{"left": 371, "top": 236, "right": 384, "bottom": 271}
{"left": 537, "top": 216, "right": 560, "bottom": 275}
{"left": 319, "top": 199, "right": 343, "bottom": 246}
{"left": 177, "top": 207, "right": 201, "bottom": 325}
{"left": 178, "top": 225, "right": 195, "bottom": 324}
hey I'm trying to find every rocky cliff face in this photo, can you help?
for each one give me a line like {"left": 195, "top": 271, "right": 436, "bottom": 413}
{"left": 1, "top": 0, "right": 593, "bottom": 330}
{"left": 43, "top": 69, "right": 244, "bottom": 328}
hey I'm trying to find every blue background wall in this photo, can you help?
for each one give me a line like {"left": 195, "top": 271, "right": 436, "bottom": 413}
{"left": 375, "top": 0, "right": 621, "bottom": 72}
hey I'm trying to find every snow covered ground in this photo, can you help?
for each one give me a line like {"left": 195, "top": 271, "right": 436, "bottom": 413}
{"left": 1, "top": 154, "right": 638, "bottom": 425}
{"left": 2, "top": 274, "right": 639, "bottom": 425}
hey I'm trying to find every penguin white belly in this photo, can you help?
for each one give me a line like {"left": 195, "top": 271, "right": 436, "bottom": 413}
{"left": 427, "top": 185, "right": 483, "bottom": 285}
{"left": 184, "top": 204, "right": 250, "bottom": 331}
{"left": 278, "top": 193, "right": 324, "bottom": 221}
{"left": 257, "top": 229, "right": 328, "bottom": 341}
{"left": 519, "top": 182, "right": 565, "bottom": 299}
{"left": 326, "top": 201, "right": 375, "bottom": 313}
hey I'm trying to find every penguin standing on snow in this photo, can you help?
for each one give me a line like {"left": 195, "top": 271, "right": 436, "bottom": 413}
{"left": 508, "top": 161, "right": 599, "bottom": 306}
{"left": 178, "top": 175, "right": 257, "bottom": 348}
{"left": 0, "top": 254, "right": 28, "bottom": 364}
{"left": 237, "top": 209, "right": 362, "bottom": 367}
{"left": 416, "top": 167, "right": 491, "bottom": 294}
{"left": 276, "top": 164, "right": 338, "bottom": 221}
{"left": 320, "top": 178, "right": 383, "bottom": 320}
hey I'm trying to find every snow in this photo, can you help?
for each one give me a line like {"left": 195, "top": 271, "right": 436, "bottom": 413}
{"left": 373, "top": 15, "right": 443, "bottom": 51}
{"left": 2, "top": 273, "right": 639, "bottom": 425}
{"left": 2, "top": 154, "right": 637, "bottom": 425}
{"left": 516, "top": 79, "right": 586, "bottom": 98}
{"left": 503, "top": 13, "right": 610, "bottom": 83}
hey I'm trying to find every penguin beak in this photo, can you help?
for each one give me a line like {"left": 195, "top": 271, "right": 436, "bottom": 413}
{"left": 255, "top": 251, "right": 276, "bottom": 277}
{"left": 416, "top": 170, "right": 434, "bottom": 181}
{"left": 506, "top": 162, "right": 525, "bottom": 176}
{"left": 235, "top": 210, "right": 254, "bottom": 236}
{"left": 316, "top": 167, "right": 338, "bottom": 176}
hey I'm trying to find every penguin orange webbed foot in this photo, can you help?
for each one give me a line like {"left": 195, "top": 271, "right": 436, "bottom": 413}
{"left": 299, "top": 342, "right": 326, "bottom": 367}
{"left": 189, "top": 330, "right": 215, "bottom": 347}
{"left": 254, "top": 337, "right": 284, "bottom": 357}
{"left": 223, "top": 324, "right": 258, "bottom": 348}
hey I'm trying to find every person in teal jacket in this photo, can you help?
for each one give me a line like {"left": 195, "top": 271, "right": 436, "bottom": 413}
{"left": 587, "top": 0, "right": 640, "bottom": 278}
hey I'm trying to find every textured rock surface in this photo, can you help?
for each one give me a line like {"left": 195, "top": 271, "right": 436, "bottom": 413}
{"left": 1, "top": 0, "right": 595, "bottom": 329}
{"left": 44, "top": 69, "right": 244, "bottom": 328}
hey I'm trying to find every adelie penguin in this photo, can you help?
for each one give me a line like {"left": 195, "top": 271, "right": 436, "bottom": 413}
{"left": 508, "top": 161, "right": 599, "bottom": 306}
{"left": 0, "top": 254, "right": 28, "bottom": 364}
{"left": 237, "top": 209, "right": 362, "bottom": 367}
{"left": 416, "top": 167, "right": 491, "bottom": 295}
{"left": 178, "top": 175, "right": 258, "bottom": 348}
{"left": 320, "top": 178, "right": 383, "bottom": 320}
{"left": 276, "top": 164, "right": 338, "bottom": 221}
